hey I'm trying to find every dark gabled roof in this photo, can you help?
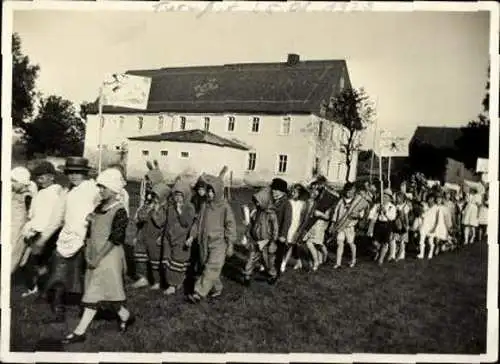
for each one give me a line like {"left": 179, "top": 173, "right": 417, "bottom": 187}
{"left": 87, "top": 57, "right": 350, "bottom": 116}
{"left": 410, "top": 126, "right": 463, "bottom": 150}
{"left": 128, "top": 129, "right": 250, "bottom": 151}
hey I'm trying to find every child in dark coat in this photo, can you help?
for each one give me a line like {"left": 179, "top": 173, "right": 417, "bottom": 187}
{"left": 187, "top": 175, "right": 237, "bottom": 303}
{"left": 269, "top": 178, "right": 292, "bottom": 285}
{"left": 131, "top": 182, "right": 170, "bottom": 290}
{"left": 242, "top": 187, "right": 279, "bottom": 286}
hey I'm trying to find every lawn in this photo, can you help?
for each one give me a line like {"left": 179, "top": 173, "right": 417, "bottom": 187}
{"left": 8, "top": 182, "right": 488, "bottom": 353}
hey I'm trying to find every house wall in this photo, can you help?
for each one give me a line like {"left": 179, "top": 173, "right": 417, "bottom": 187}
{"left": 85, "top": 112, "right": 358, "bottom": 185}
{"left": 126, "top": 140, "right": 247, "bottom": 183}
{"left": 444, "top": 157, "right": 479, "bottom": 184}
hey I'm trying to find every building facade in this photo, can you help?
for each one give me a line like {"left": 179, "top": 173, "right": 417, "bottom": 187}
{"left": 84, "top": 54, "right": 358, "bottom": 184}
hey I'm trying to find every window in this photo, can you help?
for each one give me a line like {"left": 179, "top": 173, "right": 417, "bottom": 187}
{"left": 181, "top": 151, "right": 189, "bottom": 158}
{"left": 138, "top": 116, "right": 144, "bottom": 130}
{"left": 330, "top": 127, "right": 335, "bottom": 141}
{"left": 115, "top": 145, "right": 121, "bottom": 151}
{"left": 119, "top": 116, "right": 125, "bottom": 129}
{"left": 326, "top": 159, "right": 331, "bottom": 177}
{"left": 142, "top": 150, "right": 149, "bottom": 156}
{"left": 158, "top": 116, "right": 164, "bottom": 131}
{"left": 339, "top": 75, "right": 345, "bottom": 90}
{"left": 247, "top": 152, "right": 256, "bottom": 171}
{"left": 203, "top": 117, "right": 210, "bottom": 131}
{"left": 278, "top": 154, "right": 288, "bottom": 173}
{"left": 281, "top": 116, "right": 291, "bottom": 135}
{"left": 160, "top": 150, "right": 168, "bottom": 157}
{"left": 251, "top": 117, "right": 260, "bottom": 133}
{"left": 227, "top": 116, "right": 235, "bottom": 132}
{"left": 180, "top": 116, "right": 186, "bottom": 130}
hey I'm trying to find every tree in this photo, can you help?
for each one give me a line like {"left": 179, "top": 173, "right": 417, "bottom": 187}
{"left": 23, "top": 95, "right": 86, "bottom": 157}
{"left": 12, "top": 33, "right": 40, "bottom": 131}
{"left": 322, "top": 87, "right": 376, "bottom": 181}
{"left": 456, "top": 66, "right": 490, "bottom": 170}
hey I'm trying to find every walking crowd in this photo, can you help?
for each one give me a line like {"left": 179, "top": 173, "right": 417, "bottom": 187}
{"left": 9, "top": 157, "right": 489, "bottom": 345}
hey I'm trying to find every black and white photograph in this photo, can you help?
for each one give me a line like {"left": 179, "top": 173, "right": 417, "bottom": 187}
{"left": 1, "top": 1, "right": 498, "bottom": 362}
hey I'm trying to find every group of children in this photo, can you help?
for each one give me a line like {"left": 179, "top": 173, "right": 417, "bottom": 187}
{"left": 9, "top": 158, "right": 489, "bottom": 345}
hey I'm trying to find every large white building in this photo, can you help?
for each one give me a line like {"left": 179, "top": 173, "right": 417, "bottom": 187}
{"left": 84, "top": 54, "right": 358, "bottom": 185}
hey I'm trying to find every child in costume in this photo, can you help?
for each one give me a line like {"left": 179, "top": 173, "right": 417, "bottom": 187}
{"left": 391, "top": 192, "right": 411, "bottom": 261}
{"left": 417, "top": 193, "right": 439, "bottom": 260}
{"left": 132, "top": 182, "right": 171, "bottom": 290}
{"left": 163, "top": 179, "right": 196, "bottom": 295}
{"left": 367, "top": 189, "right": 397, "bottom": 265}
{"left": 187, "top": 174, "right": 237, "bottom": 302}
{"left": 242, "top": 187, "right": 279, "bottom": 285}
{"left": 330, "top": 182, "right": 362, "bottom": 269}
{"left": 281, "top": 184, "right": 308, "bottom": 273}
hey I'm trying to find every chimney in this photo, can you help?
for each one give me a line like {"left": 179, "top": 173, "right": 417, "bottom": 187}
{"left": 287, "top": 53, "right": 300, "bottom": 66}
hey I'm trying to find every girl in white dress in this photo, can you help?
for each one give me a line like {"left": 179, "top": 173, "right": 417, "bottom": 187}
{"left": 432, "top": 191, "right": 451, "bottom": 256}
{"left": 462, "top": 188, "right": 480, "bottom": 245}
{"left": 417, "top": 194, "right": 439, "bottom": 260}
{"left": 280, "top": 184, "right": 307, "bottom": 273}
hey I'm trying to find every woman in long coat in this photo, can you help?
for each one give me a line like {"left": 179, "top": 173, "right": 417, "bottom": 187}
{"left": 163, "top": 179, "right": 196, "bottom": 295}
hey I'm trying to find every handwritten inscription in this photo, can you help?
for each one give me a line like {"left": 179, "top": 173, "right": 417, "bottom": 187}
{"left": 153, "top": 1, "right": 375, "bottom": 18}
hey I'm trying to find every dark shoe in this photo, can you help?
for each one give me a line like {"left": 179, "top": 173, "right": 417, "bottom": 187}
{"left": 267, "top": 276, "right": 278, "bottom": 285}
{"left": 118, "top": 315, "right": 136, "bottom": 332}
{"left": 44, "top": 312, "right": 65, "bottom": 324}
{"left": 61, "top": 332, "right": 86, "bottom": 345}
{"left": 243, "top": 277, "right": 252, "bottom": 287}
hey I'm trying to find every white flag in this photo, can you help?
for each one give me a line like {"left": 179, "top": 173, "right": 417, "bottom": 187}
{"left": 377, "top": 130, "right": 409, "bottom": 157}
{"left": 101, "top": 73, "right": 152, "bottom": 110}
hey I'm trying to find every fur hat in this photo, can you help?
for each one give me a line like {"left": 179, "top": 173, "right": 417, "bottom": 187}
{"left": 270, "top": 178, "right": 288, "bottom": 193}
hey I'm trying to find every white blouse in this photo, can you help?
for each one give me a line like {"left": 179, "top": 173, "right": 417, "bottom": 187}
{"left": 26, "top": 184, "right": 65, "bottom": 234}
{"left": 57, "top": 180, "right": 101, "bottom": 257}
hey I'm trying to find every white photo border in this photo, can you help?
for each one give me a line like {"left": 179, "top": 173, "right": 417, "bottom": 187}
{"left": 1, "top": 1, "right": 499, "bottom": 363}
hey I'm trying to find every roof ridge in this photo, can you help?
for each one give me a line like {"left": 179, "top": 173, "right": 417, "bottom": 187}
{"left": 127, "top": 59, "right": 345, "bottom": 74}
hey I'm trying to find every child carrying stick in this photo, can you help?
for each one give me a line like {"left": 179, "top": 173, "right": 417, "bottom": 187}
{"left": 367, "top": 189, "right": 397, "bottom": 265}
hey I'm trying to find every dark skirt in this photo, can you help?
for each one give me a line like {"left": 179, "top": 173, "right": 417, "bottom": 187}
{"left": 45, "top": 248, "right": 85, "bottom": 295}
{"left": 373, "top": 221, "right": 393, "bottom": 244}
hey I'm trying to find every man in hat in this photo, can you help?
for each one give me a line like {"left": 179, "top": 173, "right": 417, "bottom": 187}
{"left": 20, "top": 161, "right": 65, "bottom": 298}
{"left": 44, "top": 157, "right": 101, "bottom": 322}
{"left": 268, "top": 178, "right": 292, "bottom": 285}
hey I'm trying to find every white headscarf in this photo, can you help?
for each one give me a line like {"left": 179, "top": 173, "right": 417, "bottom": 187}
{"left": 12, "top": 167, "right": 31, "bottom": 186}
{"left": 96, "top": 168, "right": 125, "bottom": 193}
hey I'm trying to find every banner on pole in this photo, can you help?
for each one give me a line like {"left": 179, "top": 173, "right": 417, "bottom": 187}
{"left": 476, "top": 158, "right": 488, "bottom": 173}
{"left": 377, "top": 130, "right": 409, "bottom": 157}
{"left": 102, "top": 73, "right": 152, "bottom": 110}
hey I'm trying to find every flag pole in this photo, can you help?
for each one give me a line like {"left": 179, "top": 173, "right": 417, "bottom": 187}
{"left": 97, "top": 85, "right": 104, "bottom": 174}
{"left": 369, "top": 97, "right": 379, "bottom": 183}
{"left": 379, "top": 153, "right": 384, "bottom": 206}
{"left": 387, "top": 155, "right": 392, "bottom": 191}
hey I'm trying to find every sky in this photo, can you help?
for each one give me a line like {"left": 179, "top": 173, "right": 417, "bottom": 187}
{"left": 12, "top": 8, "right": 491, "bottom": 148}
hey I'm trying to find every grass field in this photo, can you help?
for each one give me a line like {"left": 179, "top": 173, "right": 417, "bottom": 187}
{"left": 8, "top": 183, "right": 488, "bottom": 353}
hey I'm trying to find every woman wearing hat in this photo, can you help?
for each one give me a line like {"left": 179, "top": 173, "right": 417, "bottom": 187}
{"left": 11, "top": 167, "right": 33, "bottom": 273}
{"left": 44, "top": 157, "right": 101, "bottom": 323}
{"left": 19, "top": 161, "right": 65, "bottom": 298}
{"left": 62, "top": 168, "right": 133, "bottom": 345}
